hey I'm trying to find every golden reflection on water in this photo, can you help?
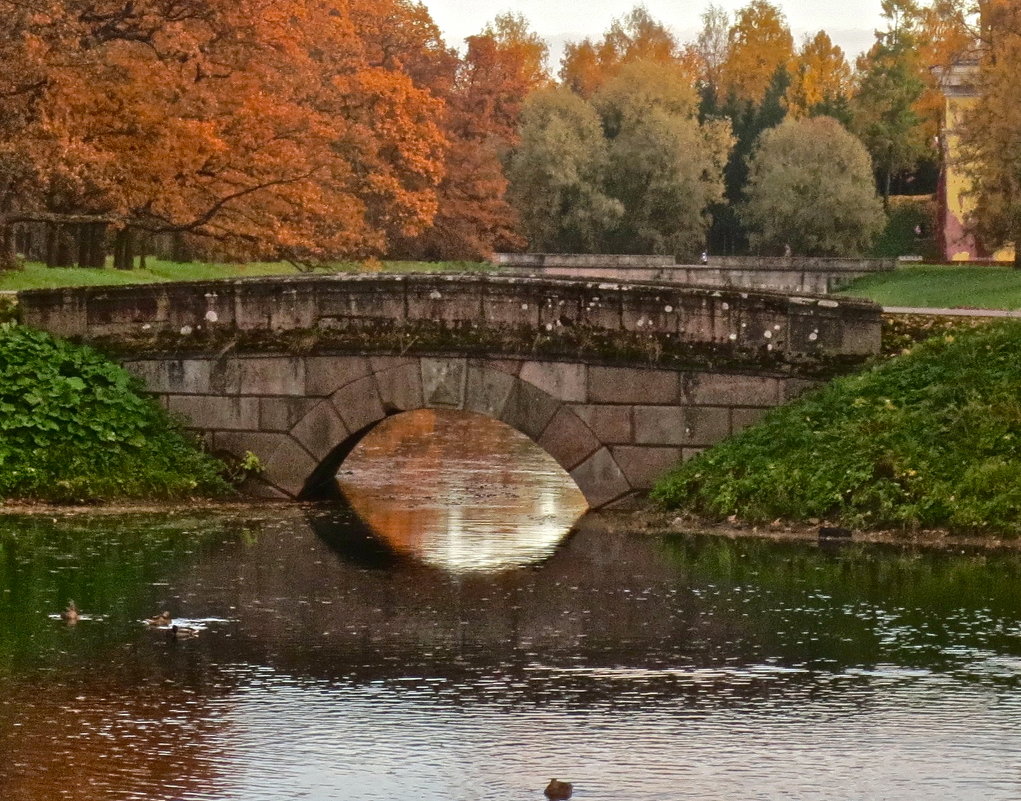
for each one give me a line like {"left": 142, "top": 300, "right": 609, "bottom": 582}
{"left": 336, "top": 409, "right": 588, "bottom": 572}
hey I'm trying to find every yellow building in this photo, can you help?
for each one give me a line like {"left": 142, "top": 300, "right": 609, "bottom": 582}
{"left": 935, "top": 4, "right": 1015, "bottom": 262}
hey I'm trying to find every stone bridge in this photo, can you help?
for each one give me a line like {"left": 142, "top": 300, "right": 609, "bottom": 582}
{"left": 18, "top": 273, "right": 881, "bottom": 508}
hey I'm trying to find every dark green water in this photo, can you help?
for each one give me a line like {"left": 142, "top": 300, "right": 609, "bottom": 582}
{"left": 1, "top": 412, "right": 1021, "bottom": 800}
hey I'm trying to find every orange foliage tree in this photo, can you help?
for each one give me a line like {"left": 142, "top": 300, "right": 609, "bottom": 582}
{"left": 395, "top": 13, "right": 547, "bottom": 259}
{"left": 0, "top": 0, "right": 449, "bottom": 267}
{"left": 560, "top": 6, "right": 698, "bottom": 98}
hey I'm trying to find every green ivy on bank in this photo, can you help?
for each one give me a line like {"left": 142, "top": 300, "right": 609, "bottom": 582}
{"left": 652, "top": 320, "right": 1021, "bottom": 536}
{"left": 0, "top": 325, "right": 229, "bottom": 502}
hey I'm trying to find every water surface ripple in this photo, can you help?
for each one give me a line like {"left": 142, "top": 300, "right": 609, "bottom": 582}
{"left": 1, "top": 412, "right": 1020, "bottom": 799}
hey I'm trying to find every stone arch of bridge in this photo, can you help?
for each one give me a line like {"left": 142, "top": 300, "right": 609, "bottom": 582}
{"left": 248, "top": 357, "right": 632, "bottom": 510}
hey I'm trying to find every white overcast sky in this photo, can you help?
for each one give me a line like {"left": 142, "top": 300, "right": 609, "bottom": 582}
{"left": 420, "top": 1, "right": 885, "bottom": 65}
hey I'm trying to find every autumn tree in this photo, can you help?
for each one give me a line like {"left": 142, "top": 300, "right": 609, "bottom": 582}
{"left": 507, "top": 88, "right": 621, "bottom": 252}
{"left": 693, "top": 4, "right": 731, "bottom": 106}
{"left": 509, "top": 61, "right": 732, "bottom": 257}
{"left": 719, "top": 0, "right": 794, "bottom": 105}
{"left": 852, "top": 0, "right": 929, "bottom": 209}
{"left": 741, "top": 117, "right": 885, "bottom": 256}
{"left": 593, "top": 61, "right": 733, "bottom": 256}
{"left": 0, "top": 0, "right": 451, "bottom": 267}
{"left": 958, "top": 1, "right": 1021, "bottom": 266}
{"left": 396, "top": 12, "right": 548, "bottom": 259}
{"left": 559, "top": 6, "right": 696, "bottom": 98}
{"left": 786, "top": 32, "right": 853, "bottom": 120}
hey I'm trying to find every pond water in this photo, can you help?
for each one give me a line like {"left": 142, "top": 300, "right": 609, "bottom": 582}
{"left": 1, "top": 411, "right": 1021, "bottom": 800}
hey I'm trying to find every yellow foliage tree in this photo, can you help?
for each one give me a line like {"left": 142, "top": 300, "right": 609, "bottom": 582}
{"left": 786, "top": 32, "right": 853, "bottom": 117}
{"left": 720, "top": 0, "right": 794, "bottom": 104}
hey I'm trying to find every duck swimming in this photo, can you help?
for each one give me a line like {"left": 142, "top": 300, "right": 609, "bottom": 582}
{"left": 60, "top": 600, "right": 79, "bottom": 624}
{"left": 146, "top": 611, "right": 172, "bottom": 626}
{"left": 167, "top": 624, "right": 200, "bottom": 640}
{"left": 544, "top": 779, "right": 573, "bottom": 799}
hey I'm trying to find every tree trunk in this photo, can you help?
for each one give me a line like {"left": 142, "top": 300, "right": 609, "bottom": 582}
{"left": 44, "top": 222, "right": 58, "bottom": 267}
{"left": 170, "top": 231, "right": 189, "bottom": 263}
{"left": 113, "top": 227, "right": 135, "bottom": 270}
{"left": 88, "top": 223, "right": 108, "bottom": 267}
{"left": 0, "top": 224, "right": 15, "bottom": 270}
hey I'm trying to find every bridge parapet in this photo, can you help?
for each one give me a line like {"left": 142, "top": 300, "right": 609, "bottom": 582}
{"left": 18, "top": 273, "right": 880, "bottom": 369}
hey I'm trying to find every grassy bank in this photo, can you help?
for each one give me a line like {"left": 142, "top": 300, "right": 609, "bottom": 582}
{"left": 0, "top": 258, "right": 492, "bottom": 291}
{"left": 0, "top": 325, "right": 229, "bottom": 503}
{"left": 652, "top": 320, "right": 1021, "bottom": 536}
{"left": 839, "top": 263, "right": 1021, "bottom": 309}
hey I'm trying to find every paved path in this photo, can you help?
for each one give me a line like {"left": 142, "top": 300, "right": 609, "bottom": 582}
{"left": 883, "top": 306, "right": 1021, "bottom": 318}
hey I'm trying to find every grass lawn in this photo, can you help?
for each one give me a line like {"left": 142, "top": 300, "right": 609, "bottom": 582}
{"left": 838, "top": 263, "right": 1021, "bottom": 310}
{"left": 0, "top": 259, "right": 492, "bottom": 292}
{"left": 653, "top": 319, "right": 1021, "bottom": 535}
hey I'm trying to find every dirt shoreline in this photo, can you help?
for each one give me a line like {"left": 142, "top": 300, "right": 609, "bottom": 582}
{"left": 1, "top": 497, "right": 1018, "bottom": 552}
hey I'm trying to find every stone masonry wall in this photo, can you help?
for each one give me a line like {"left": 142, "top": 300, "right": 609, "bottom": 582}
{"left": 120, "top": 352, "right": 816, "bottom": 509}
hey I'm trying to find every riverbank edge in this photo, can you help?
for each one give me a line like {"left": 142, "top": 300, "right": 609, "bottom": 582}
{"left": 2, "top": 497, "right": 1018, "bottom": 553}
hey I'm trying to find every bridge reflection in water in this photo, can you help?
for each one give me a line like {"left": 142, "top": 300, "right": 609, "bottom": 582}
{"left": 335, "top": 409, "right": 589, "bottom": 572}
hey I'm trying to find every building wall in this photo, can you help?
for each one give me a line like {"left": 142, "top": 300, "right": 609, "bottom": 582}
{"left": 939, "top": 62, "right": 1015, "bottom": 262}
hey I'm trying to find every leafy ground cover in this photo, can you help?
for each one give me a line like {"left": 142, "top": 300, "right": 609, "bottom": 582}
{"left": 0, "top": 259, "right": 491, "bottom": 291}
{"left": 0, "top": 326, "right": 229, "bottom": 503}
{"left": 839, "top": 263, "right": 1021, "bottom": 309}
{"left": 652, "top": 320, "right": 1021, "bottom": 535}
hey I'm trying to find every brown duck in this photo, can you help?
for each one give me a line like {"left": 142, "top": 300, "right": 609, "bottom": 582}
{"left": 60, "top": 600, "right": 79, "bottom": 624}
{"left": 544, "top": 779, "right": 572, "bottom": 799}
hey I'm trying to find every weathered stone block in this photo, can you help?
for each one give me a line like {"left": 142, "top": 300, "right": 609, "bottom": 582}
{"left": 290, "top": 401, "right": 351, "bottom": 460}
{"left": 304, "top": 355, "right": 371, "bottom": 397}
{"left": 500, "top": 378, "right": 560, "bottom": 440}
{"left": 212, "top": 430, "right": 288, "bottom": 461}
{"left": 683, "top": 373, "right": 780, "bottom": 406}
{"left": 259, "top": 397, "right": 319, "bottom": 432}
{"left": 538, "top": 407, "right": 601, "bottom": 471}
{"left": 121, "top": 360, "right": 164, "bottom": 391}
{"left": 168, "top": 395, "right": 260, "bottom": 430}
{"left": 330, "top": 375, "right": 385, "bottom": 434}
{"left": 464, "top": 365, "right": 516, "bottom": 419}
{"left": 731, "top": 406, "right": 770, "bottom": 434}
{"left": 259, "top": 435, "right": 319, "bottom": 497}
{"left": 633, "top": 406, "right": 686, "bottom": 445}
{"left": 368, "top": 355, "right": 417, "bottom": 373}
{"left": 610, "top": 445, "right": 682, "bottom": 489}
{"left": 213, "top": 356, "right": 305, "bottom": 396}
{"left": 684, "top": 406, "right": 731, "bottom": 446}
{"left": 468, "top": 357, "right": 522, "bottom": 377}
{"left": 374, "top": 362, "right": 424, "bottom": 413}
{"left": 571, "top": 447, "right": 632, "bottom": 509}
{"left": 588, "top": 366, "right": 678, "bottom": 404}
{"left": 421, "top": 357, "right": 467, "bottom": 409}
{"left": 520, "top": 361, "right": 587, "bottom": 403}
{"left": 783, "top": 377, "right": 821, "bottom": 401}
{"left": 164, "top": 359, "right": 215, "bottom": 394}
{"left": 569, "top": 404, "right": 632, "bottom": 444}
